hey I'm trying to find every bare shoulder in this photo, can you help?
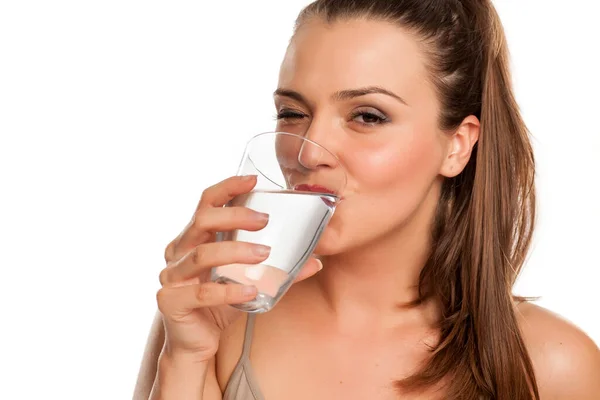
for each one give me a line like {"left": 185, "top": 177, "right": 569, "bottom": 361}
{"left": 516, "top": 301, "right": 600, "bottom": 399}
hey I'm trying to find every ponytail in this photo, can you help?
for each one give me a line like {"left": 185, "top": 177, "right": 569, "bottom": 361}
{"left": 467, "top": 3, "right": 539, "bottom": 398}
{"left": 399, "top": 2, "right": 539, "bottom": 399}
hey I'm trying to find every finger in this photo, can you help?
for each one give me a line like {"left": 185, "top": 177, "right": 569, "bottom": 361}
{"left": 166, "top": 176, "right": 258, "bottom": 263}
{"left": 198, "top": 175, "right": 257, "bottom": 209}
{"left": 193, "top": 206, "right": 269, "bottom": 233}
{"left": 157, "top": 282, "right": 258, "bottom": 316}
{"left": 169, "top": 205, "right": 269, "bottom": 263}
{"left": 171, "top": 207, "right": 269, "bottom": 261}
{"left": 293, "top": 257, "right": 324, "bottom": 283}
{"left": 160, "top": 241, "right": 271, "bottom": 286}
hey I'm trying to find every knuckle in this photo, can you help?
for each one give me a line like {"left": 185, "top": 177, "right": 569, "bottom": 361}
{"left": 156, "top": 288, "right": 169, "bottom": 312}
{"left": 190, "top": 246, "right": 205, "bottom": 266}
{"left": 164, "top": 240, "right": 175, "bottom": 263}
{"left": 199, "top": 187, "right": 211, "bottom": 201}
{"left": 199, "top": 185, "right": 217, "bottom": 204}
{"left": 158, "top": 268, "right": 171, "bottom": 286}
{"left": 195, "top": 285, "right": 212, "bottom": 304}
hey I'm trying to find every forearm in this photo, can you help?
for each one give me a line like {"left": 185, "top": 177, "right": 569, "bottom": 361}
{"left": 149, "top": 350, "right": 213, "bottom": 400}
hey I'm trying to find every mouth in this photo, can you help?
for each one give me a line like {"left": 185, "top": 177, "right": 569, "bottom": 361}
{"left": 294, "top": 183, "right": 336, "bottom": 195}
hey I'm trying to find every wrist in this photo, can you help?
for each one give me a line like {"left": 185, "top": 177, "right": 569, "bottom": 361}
{"left": 150, "top": 349, "right": 210, "bottom": 400}
{"left": 162, "top": 344, "right": 213, "bottom": 365}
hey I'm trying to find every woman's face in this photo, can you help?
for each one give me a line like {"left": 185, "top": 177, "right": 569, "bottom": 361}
{"left": 275, "top": 18, "right": 452, "bottom": 256}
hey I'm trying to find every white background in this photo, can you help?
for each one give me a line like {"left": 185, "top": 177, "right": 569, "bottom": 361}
{"left": 1, "top": 1, "right": 598, "bottom": 399}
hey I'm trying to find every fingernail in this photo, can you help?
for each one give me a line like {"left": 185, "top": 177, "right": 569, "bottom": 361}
{"left": 241, "top": 175, "right": 256, "bottom": 181}
{"left": 316, "top": 259, "right": 323, "bottom": 271}
{"left": 252, "top": 245, "right": 271, "bottom": 257}
{"left": 242, "top": 285, "right": 257, "bottom": 296}
{"left": 254, "top": 212, "right": 269, "bottom": 222}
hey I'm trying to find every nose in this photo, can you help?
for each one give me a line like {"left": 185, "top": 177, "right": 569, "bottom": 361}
{"left": 274, "top": 126, "right": 346, "bottom": 193}
{"left": 275, "top": 131, "right": 338, "bottom": 172}
{"left": 298, "top": 127, "right": 338, "bottom": 171}
{"left": 298, "top": 140, "right": 326, "bottom": 170}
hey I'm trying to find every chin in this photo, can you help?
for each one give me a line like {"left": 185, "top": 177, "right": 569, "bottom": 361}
{"left": 312, "top": 223, "right": 367, "bottom": 257}
{"left": 313, "top": 224, "right": 344, "bottom": 256}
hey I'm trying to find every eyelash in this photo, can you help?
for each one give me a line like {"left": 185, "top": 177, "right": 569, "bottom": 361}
{"left": 275, "top": 109, "right": 390, "bottom": 126}
{"left": 349, "top": 110, "right": 389, "bottom": 126}
{"left": 275, "top": 110, "right": 307, "bottom": 121}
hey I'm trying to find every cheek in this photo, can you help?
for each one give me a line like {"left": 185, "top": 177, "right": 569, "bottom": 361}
{"left": 350, "top": 130, "right": 443, "bottom": 194}
{"left": 316, "top": 130, "right": 445, "bottom": 252}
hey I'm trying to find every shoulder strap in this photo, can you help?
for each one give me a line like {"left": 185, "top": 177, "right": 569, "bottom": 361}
{"left": 240, "top": 313, "right": 257, "bottom": 359}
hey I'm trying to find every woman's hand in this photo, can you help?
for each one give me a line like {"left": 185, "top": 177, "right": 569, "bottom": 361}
{"left": 156, "top": 175, "right": 322, "bottom": 362}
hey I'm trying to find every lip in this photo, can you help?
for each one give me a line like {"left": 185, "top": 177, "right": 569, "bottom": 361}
{"left": 294, "top": 184, "right": 340, "bottom": 198}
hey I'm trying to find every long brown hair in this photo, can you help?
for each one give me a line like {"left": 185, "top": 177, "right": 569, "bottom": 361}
{"left": 295, "top": 1, "right": 538, "bottom": 399}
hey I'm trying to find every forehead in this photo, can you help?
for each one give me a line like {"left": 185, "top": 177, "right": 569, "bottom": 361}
{"left": 278, "top": 18, "right": 429, "bottom": 101}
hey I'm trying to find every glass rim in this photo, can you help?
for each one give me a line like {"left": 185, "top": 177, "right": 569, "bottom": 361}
{"left": 238, "top": 131, "right": 347, "bottom": 193}
{"left": 245, "top": 131, "right": 344, "bottom": 169}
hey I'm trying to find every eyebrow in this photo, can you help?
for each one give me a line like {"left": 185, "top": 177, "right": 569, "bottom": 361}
{"left": 332, "top": 86, "right": 408, "bottom": 106}
{"left": 273, "top": 86, "right": 408, "bottom": 107}
{"left": 273, "top": 88, "right": 310, "bottom": 107}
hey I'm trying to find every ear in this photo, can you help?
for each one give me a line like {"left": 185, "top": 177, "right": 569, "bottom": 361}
{"left": 439, "top": 115, "right": 480, "bottom": 178}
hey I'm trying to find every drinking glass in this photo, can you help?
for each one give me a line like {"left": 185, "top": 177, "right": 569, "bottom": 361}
{"left": 211, "top": 132, "right": 346, "bottom": 313}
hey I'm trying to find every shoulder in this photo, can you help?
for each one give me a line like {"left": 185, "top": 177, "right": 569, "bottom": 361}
{"left": 516, "top": 301, "right": 600, "bottom": 399}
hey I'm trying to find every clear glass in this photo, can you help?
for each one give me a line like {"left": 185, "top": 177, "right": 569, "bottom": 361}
{"left": 211, "top": 132, "right": 346, "bottom": 313}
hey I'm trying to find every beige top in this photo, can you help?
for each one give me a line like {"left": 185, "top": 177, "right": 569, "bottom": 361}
{"left": 223, "top": 314, "right": 265, "bottom": 400}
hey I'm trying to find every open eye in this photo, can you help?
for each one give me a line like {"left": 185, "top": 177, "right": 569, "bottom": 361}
{"left": 350, "top": 108, "right": 389, "bottom": 126}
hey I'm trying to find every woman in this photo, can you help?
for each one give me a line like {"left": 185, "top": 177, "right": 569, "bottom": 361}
{"left": 135, "top": 0, "right": 600, "bottom": 399}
